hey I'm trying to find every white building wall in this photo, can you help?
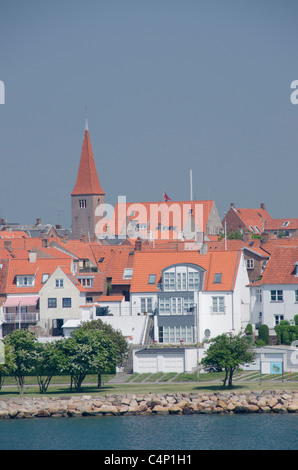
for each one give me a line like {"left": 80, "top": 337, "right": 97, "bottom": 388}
{"left": 130, "top": 292, "right": 158, "bottom": 316}
{"left": 39, "top": 267, "right": 85, "bottom": 331}
{"left": 232, "top": 252, "right": 251, "bottom": 331}
{"left": 251, "top": 284, "right": 298, "bottom": 329}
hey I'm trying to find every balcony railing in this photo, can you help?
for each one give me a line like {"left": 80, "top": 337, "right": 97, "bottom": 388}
{"left": 3, "top": 313, "right": 39, "bottom": 323}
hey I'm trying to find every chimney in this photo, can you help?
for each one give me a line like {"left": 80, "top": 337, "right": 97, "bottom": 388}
{"left": 260, "top": 203, "right": 265, "bottom": 210}
{"left": 29, "top": 251, "right": 37, "bottom": 263}
{"left": 36, "top": 218, "right": 41, "bottom": 226}
{"left": 200, "top": 243, "right": 207, "bottom": 254}
{"left": 230, "top": 203, "right": 235, "bottom": 208}
{"left": 135, "top": 237, "right": 142, "bottom": 251}
{"left": 243, "top": 231, "right": 252, "bottom": 242}
{"left": 4, "top": 240, "right": 12, "bottom": 252}
{"left": 42, "top": 238, "right": 49, "bottom": 248}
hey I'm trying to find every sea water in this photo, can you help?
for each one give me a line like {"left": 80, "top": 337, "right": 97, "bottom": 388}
{"left": 0, "top": 413, "right": 297, "bottom": 450}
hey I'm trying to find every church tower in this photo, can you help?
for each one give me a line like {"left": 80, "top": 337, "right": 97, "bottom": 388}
{"left": 71, "top": 119, "right": 105, "bottom": 240}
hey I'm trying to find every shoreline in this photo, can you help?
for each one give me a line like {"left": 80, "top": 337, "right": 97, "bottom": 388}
{"left": 1, "top": 390, "right": 298, "bottom": 419}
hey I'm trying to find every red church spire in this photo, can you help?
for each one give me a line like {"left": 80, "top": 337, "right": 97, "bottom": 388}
{"left": 71, "top": 119, "right": 105, "bottom": 196}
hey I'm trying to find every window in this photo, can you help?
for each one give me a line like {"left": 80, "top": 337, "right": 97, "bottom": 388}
{"left": 20, "top": 306, "right": 27, "bottom": 314}
{"left": 62, "top": 298, "right": 71, "bottom": 308}
{"left": 158, "top": 326, "right": 194, "bottom": 344}
{"left": 16, "top": 276, "right": 34, "bottom": 287}
{"left": 159, "top": 298, "right": 170, "bottom": 314}
{"left": 188, "top": 271, "right": 200, "bottom": 290}
{"left": 141, "top": 297, "right": 153, "bottom": 313}
{"left": 164, "top": 272, "right": 175, "bottom": 291}
{"left": 42, "top": 273, "right": 49, "bottom": 284}
{"left": 184, "top": 297, "right": 194, "bottom": 313}
{"left": 212, "top": 296, "right": 225, "bottom": 314}
{"left": 48, "top": 298, "right": 57, "bottom": 308}
{"left": 148, "top": 274, "right": 156, "bottom": 285}
{"left": 177, "top": 273, "right": 186, "bottom": 290}
{"left": 295, "top": 291, "right": 298, "bottom": 302}
{"left": 256, "top": 289, "right": 262, "bottom": 303}
{"left": 78, "top": 277, "right": 93, "bottom": 287}
{"left": 246, "top": 259, "right": 254, "bottom": 270}
{"left": 271, "top": 290, "right": 283, "bottom": 301}
{"left": 79, "top": 199, "right": 87, "bottom": 208}
{"left": 55, "top": 279, "right": 64, "bottom": 288}
{"left": 275, "top": 315, "right": 284, "bottom": 325}
{"left": 171, "top": 297, "right": 182, "bottom": 314}
{"left": 123, "top": 268, "right": 133, "bottom": 279}
{"left": 158, "top": 326, "right": 164, "bottom": 343}
{"left": 213, "top": 273, "right": 222, "bottom": 284}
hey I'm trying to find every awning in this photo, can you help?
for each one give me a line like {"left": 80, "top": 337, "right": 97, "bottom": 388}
{"left": 3, "top": 296, "right": 39, "bottom": 307}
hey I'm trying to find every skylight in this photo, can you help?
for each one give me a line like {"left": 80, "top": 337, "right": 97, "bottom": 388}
{"left": 123, "top": 268, "right": 133, "bottom": 279}
{"left": 214, "top": 273, "right": 222, "bottom": 284}
{"left": 148, "top": 274, "right": 156, "bottom": 284}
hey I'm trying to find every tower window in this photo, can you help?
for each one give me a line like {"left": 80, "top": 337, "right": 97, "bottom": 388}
{"left": 79, "top": 199, "right": 87, "bottom": 209}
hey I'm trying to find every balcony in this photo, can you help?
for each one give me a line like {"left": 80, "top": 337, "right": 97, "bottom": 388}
{"left": 3, "top": 312, "right": 39, "bottom": 323}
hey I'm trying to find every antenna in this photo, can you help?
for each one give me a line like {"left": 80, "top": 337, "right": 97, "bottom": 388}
{"left": 85, "top": 107, "right": 88, "bottom": 131}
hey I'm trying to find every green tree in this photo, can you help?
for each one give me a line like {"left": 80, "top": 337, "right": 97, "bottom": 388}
{"left": 0, "top": 341, "right": 15, "bottom": 390}
{"left": 4, "top": 329, "right": 39, "bottom": 394}
{"left": 35, "top": 340, "right": 66, "bottom": 393}
{"left": 201, "top": 333, "right": 255, "bottom": 388}
{"left": 61, "top": 328, "right": 116, "bottom": 392}
{"left": 79, "top": 319, "right": 128, "bottom": 386}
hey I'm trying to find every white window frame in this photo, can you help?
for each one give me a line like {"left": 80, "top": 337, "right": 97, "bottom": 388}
{"left": 212, "top": 296, "right": 225, "bottom": 314}
{"left": 246, "top": 259, "right": 254, "bottom": 270}
{"left": 55, "top": 279, "right": 64, "bottom": 288}
{"left": 270, "top": 290, "right": 283, "bottom": 302}
{"left": 16, "top": 276, "right": 35, "bottom": 287}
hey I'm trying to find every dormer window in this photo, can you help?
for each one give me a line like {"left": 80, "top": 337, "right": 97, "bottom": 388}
{"left": 16, "top": 275, "right": 35, "bottom": 287}
{"left": 295, "top": 262, "right": 298, "bottom": 277}
{"left": 78, "top": 276, "right": 94, "bottom": 287}
{"left": 282, "top": 221, "right": 290, "bottom": 227}
{"left": 123, "top": 268, "right": 133, "bottom": 279}
{"left": 214, "top": 273, "right": 222, "bottom": 284}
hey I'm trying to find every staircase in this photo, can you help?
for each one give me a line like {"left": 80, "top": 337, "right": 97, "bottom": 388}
{"left": 143, "top": 315, "right": 154, "bottom": 346}
{"left": 120, "top": 315, "right": 155, "bottom": 375}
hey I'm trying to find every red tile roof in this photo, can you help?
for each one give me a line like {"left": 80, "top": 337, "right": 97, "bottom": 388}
{"left": 264, "top": 218, "right": 298, "bottom": 231}
{"left": 71, "top": 128, "right": 105, "bottom": 196}
{"left": 251, "top": 247, "right": 298, "bottom": 286}
{"left": 130, "top": 250, "right": 242, "bottom": 293}
{"left": 225, "top": 207, "right": 271, "bottom": 233}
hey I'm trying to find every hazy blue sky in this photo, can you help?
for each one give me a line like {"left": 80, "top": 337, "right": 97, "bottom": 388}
{"left": 0, "top": 0, "right": 298, "bottom": 229}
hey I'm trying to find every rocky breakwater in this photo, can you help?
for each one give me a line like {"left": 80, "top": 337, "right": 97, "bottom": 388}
{"left": 0, "top": 390, "right": 298, "bottom": 419}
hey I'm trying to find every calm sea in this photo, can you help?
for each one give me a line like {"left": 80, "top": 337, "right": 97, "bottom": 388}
{"left": 0, "top": 414, "right": 297, "bottom": 451}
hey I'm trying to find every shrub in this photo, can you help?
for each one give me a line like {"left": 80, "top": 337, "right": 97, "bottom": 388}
{"left": 258, "top": 324, "right": 269, "bottom": 345}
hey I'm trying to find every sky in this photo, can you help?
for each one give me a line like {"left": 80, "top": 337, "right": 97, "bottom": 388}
{"left": 0, "top": 0, "right": 298, "bottom": 229}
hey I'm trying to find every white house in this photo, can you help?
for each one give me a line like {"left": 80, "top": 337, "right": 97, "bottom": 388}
{"left": 249, "top": 247, "right": 298, "bottom": 330}
{"left": 129, "top": 250, "right": 250, "bottom": 345}
{"left": 39, "top": 266, "right": 86, "bottom": 335}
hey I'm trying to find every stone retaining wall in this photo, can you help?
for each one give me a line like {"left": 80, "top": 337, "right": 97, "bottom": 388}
{"left": 0, "top": 390, "right": 298, "bottom": 419}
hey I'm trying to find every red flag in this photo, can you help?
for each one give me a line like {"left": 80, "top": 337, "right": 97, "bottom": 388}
{"left": 163, "top": 189, "right": 171, "bottom": 202}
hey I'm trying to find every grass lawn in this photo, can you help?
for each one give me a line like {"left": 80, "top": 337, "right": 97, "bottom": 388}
{"left": 1, "top": 370, "right": 298, "bottom": 398}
